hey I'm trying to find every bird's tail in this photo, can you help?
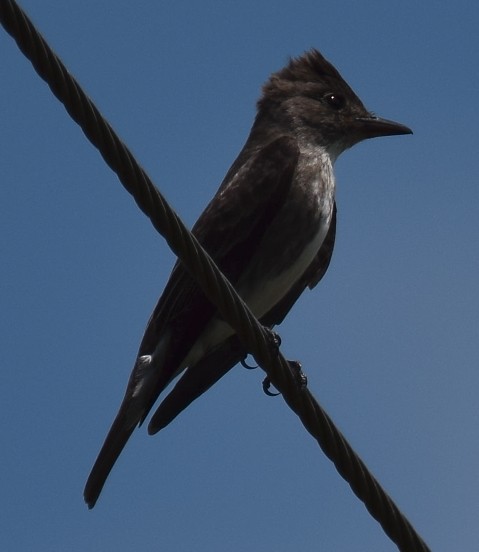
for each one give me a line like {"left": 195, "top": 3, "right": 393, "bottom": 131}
{"left": 84, "top": 354, "right": 170, "bottom": 508}
{"left": 83, "top": 410, "right": 137, "bottom": 509}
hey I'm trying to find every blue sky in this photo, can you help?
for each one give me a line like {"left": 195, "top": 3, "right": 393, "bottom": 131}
{"left": 1, "top": 1, "right": 478, "bottom": 550}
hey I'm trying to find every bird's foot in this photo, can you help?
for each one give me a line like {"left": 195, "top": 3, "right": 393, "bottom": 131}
{"left": 265, "top": 328, "right": 282, "bottom": 351}
{"left": 289, "top": 360, "right": 307, "bottom": 388}
{"left": 240, "top": 329, "right": 282, "bottom": 370}
{"left": 262, "top": 360, "right": 307, "bottom": 397}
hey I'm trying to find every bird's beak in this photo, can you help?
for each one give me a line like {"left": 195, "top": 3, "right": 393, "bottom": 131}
{"left": 354, "top": 116, "right": 413, "bottom": 140}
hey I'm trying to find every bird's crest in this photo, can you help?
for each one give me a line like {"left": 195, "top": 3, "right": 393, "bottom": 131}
{"left": 258, "top": 49, "right": 354, "bottom": 110}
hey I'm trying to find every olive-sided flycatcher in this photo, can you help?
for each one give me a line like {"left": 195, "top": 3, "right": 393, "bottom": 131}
{"left": 84, "top": 49, "right": 412, "bottom": 508}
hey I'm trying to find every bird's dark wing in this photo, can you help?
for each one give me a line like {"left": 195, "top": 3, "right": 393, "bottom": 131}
{"left": 138, "top": 136, "right": 300, "bottom": 401}
{"left": 147, "top": 203, "right": 337, "bottom": 433}
{"left": 84, "top": 136, "right": 300, "bottom": 508}
{"left": 137, "top": 136, "right": 300, "bottom": 358}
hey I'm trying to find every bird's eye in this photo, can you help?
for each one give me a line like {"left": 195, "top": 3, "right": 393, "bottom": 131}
{"left": 324, "top": 93, "right": 345, "bottom": 110}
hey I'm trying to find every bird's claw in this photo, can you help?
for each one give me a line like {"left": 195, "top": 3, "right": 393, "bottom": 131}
{"left": 243, "top": 330, "right": 306, "bottom": 397}
{"left": 262, "top": 360, "right": 307, "bottom": 397}
{"left": 262, "top": 377, "right": 280, "bottom": 396}
{"left": 240, "top": 329, "right": 282, "bottom": 371}
{"left": 241, "top": 357, "right": 257, "bottom": 370}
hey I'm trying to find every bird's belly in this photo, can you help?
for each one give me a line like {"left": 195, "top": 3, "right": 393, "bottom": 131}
{"left": 181, "top": 210, "right": 331, "bottom": 370}
{"left": 242, "top": 216, "right": 330, "bottom": 318}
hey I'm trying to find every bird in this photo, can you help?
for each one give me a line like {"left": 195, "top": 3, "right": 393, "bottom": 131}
{"left": 84, "top": 48, "right": 412, "bottom": 508}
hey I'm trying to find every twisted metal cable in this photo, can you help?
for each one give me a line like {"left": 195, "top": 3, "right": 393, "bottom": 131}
{"left": 0, "top": 2, "right": 430, "bottom": 550}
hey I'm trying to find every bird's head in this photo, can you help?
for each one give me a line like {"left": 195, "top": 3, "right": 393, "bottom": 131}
{"left": 257, "top": 49, "right": 412, "bottom": 159}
